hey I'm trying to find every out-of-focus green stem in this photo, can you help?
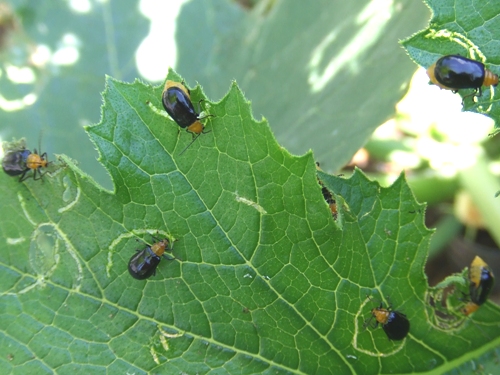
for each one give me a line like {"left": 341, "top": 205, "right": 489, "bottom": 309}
{"left": 428, "top": 214, "right": 462, "bottom": 258}
{"left": 407, "top": 174, "right": 458, "bottom": 206}
{"left": 364, "top": 139, "right": 413, "bottom": 161}
{"left": 458, "top": 151, "right": 500, "bottom": 248}
{"left": 370, "top": 172, "right": 459, "bottom": 206}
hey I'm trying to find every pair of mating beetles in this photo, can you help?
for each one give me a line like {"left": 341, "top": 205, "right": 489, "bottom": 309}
{"left": 365, "top": 256, "right": 494, "bottom": 341}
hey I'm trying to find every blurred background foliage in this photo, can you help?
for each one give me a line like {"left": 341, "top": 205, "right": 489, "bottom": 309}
{"left": 0, "top": 0, "right": 429, "bottom": 186}
{"left": 0, "top": 0, "right": 499, "bottom": 336}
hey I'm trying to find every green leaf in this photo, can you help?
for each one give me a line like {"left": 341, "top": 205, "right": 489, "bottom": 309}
{"left": 2, "top": 71, "right": 500, "bottom": 374}
{"left": 402, "top": 0, "right": 500, "bottom": 127}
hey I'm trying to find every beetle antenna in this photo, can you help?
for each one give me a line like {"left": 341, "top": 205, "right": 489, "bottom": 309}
{"left": 179, "top": 133, "right": 203, "bottom": 156}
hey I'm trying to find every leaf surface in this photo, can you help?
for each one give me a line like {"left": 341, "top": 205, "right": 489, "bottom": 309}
{"left": 1, "top": 72, "right": 500, "bottom": 374}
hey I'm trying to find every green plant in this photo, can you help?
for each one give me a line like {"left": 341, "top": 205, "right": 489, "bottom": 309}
{"left": 1, "top": 1, "right": 500, "bottom": 374}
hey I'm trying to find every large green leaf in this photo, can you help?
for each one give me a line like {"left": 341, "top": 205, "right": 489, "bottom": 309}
{"left": 1, "top": 72, "right": 499, "bottom": 374}
{"left": 402, "top": 0, "right": 500, "bottom": 127}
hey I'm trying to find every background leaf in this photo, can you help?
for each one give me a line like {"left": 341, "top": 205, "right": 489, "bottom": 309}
{"left": 0, "top": 0, "right": 148, "bottom": 189}
{"left": 177, "top": 0, "right": 430, "bottom": 172}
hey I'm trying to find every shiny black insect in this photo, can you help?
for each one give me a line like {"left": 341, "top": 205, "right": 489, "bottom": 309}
{"left": 161, "top": 80, "right": 213, "bottom": 155}
{"left": 462, "top": 256, "right": 495, "bottom": 316}
{"left": 128, "top": 237, "right": 173, "bottom": 280}
{"left": 2, "top": 147, "right": 49, "bottom": 181}
{"left": 315, "top": 162, "right": 337, "bottom": 219}
{"left": 366, "top": 303, "right": 410, "bottom": 341}
{"left": 427, "top": 55, "right": 498, "bottom": 102}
